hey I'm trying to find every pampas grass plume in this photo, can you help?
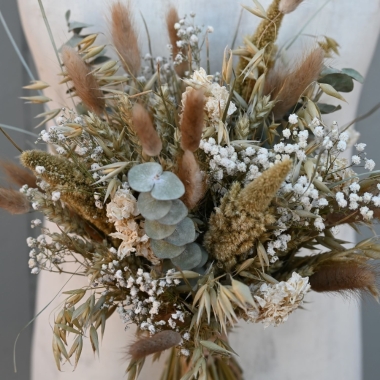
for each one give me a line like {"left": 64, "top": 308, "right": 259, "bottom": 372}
{"left": 110, "top": 1, "right": 141, "bottom": 76}
{"left": 132, "top": 104, "right": 162, "bottom": 156}
{"left": 264, "top": 47, "right": 324, "bottom": 119}
{"left": 1, "top": 161, "right": 37, "bottom": 189}
{"left": 128, "top": 330, "right": 182, "bottom": 360}
{"left": 180, "top": 89, "right": 205, "bottom": 152}
{"left": 176, "top": 150, "right": 205, "bottom": 210}
{"left": 310, "top": 262, "right": 378, "bottom": 298}
{"left": 279, "top": 0, "right": 304, "bottom": 14}
{"left": 0, "top": 188, "right": 30, "bottom": 214}
{"left": 61, "top": 46, "right": 105, "bottom": 115}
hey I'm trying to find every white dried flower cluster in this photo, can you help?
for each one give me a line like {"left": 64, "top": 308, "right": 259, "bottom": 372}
{"left": 107, "top": 188, "right": 159, "bottom": 264}
{"left": 249, "top": 272, "right": 310, "bottom": 327}
{"left": 172, "top": 15, "right": 208, "bottom": 69}
{"left": 27, "top": 233, "right": 64, "bottom": 274}
{"left": 37, "top": 111, "right": 107, "bottom": 164}
{"left": 116, "top": 268, "right": 186, "bottom": 334}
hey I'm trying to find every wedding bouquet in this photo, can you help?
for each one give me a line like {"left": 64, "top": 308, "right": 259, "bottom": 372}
{"left": 2, "top": 0, "right": 380, "bottom": 378}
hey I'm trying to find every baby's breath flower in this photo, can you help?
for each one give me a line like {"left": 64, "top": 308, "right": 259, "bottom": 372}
{"left": 288, "top": 114, "right": 298, "bottom": 124}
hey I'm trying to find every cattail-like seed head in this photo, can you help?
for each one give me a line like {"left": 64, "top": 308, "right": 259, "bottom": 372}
{"left": 128, "top": 330, "right": 182, "bottom": 360}
{"left": 264, "top": 47, "right": 324, "bottom": 119}
{"left": 180, "top": 89, "right": 205, "bottom": 152}
{"left": 61, "top": 46, "right": 105, "bottom": 115}
{"left": 132, "top": 103, "right": 162, "bottom": 156}
{"left": 1, "top": 161, "right": 37, "bottom": 189}
{"left": 310, "top": 262, "right": 378, "bottom": 298}
{"left": 110, "top": 1, "right": 141, "bottom": 76}
{"left": 0, "top": 188, "right": 30, "bottom": 214}
{"left": 279, "top": 0, "right": 305, "bottom": 14}
{"left": 166, "top": 6, "right": 188, "bottom": 77}
{"left": 176, "top": 150, "right": 205, "bottom": 210}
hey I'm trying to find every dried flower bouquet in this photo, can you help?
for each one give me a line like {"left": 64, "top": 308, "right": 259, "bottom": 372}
{"left": 2, "top": 0, "right": 380, "bottom": 379}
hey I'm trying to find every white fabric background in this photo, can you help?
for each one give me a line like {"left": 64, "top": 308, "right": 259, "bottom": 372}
{"left": 16, "top": 0, "right": 380, "bottom": 379}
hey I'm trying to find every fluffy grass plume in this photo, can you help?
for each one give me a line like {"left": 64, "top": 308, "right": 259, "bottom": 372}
{"left": 180, "top": 89, "right": 205, "bottom": 152}
{"left": 176, "top": 150, "right": 204, "bottom": 210}
{"left": 128, "top": 331, "right": 182, "bottom": 360}
{"left": 279, "top": 0, "right": 305, "bottom": 14}
{"left": 0, "top": 161, "right": 37, "bottom": 188}
{"left": 239, "top": 159, "right": 292, "bottom": 213}
{"left": 110, "top": 1, "right": 141, "bottom": 76}
{"left": 166, "top": 6, "right": 187, "bottom": 77}
{"left": 0, "top": 188, "right": 30, "bottom": 214}
{"left": 61, "top": 46, "right": 105, "bottom": 115}
{"left": 204, "top": 160, "right": 291, "bottom": 268}
{"left": 264, "top": 47, "right": 324, "bottom": 118}
{"left": 132, "top": 103, "right": 162, "bottom": 157}
{"left": 310, "top": 262, "right": 379, "bottom": 298}
{"left": 20, "top": 150, "right": 112, "bottom": 234}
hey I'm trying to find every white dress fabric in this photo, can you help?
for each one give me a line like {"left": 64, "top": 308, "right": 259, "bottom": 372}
{"left": 16, "top": 0, "right": 380, "bottom": 379}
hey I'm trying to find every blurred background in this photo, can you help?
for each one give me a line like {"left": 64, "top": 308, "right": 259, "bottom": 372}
{"left": 0, "top": 0, "right": 380, "bottom": 379}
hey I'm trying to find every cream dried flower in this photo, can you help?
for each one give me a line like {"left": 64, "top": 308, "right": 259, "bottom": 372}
{"left": 110, "top": 219, "right": 160, "bottom": 264}
{"left": 183, "top": 67, "right": 213, "bottom": 87}
{"left": 249, "top": 272, "right": 310, "bottom": 327}
{"left": 106, "top": 188, "right": 139, "bottom": 222}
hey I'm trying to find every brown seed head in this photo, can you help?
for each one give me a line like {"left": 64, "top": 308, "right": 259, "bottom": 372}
{"left": 264, "top": 47, "right": 324, "bottom": 119}
{"left": 166, "top": 6, "right": 188, "bottom": 77}
{"left": 61, "top": 46, "right": 105, "bottom": 115}
{"left": 1, "top": 161, "right": 37, "bottom": 188}
{"left": 0, "top": 188, "right": 30, "bottom": 214}
{"left": 128, "top": 330, "right": 182, "bottom": 360}
{"left": 110, "top": 1, "right": 141, "bottom": 76}
{"left": 180, "top": 89, "right": 205, "bottom": 152}
{"left": 132, "top": 103, "right": 162, "bottom": 156}
{"left": 176, "top": 150, "right": 205, "bottom": 210}
{"left": 310, "top": 262, "right": 378, "bottom": 298}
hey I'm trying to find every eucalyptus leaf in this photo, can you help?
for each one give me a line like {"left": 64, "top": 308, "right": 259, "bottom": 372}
{"left": 320, "top": 66, "right": 341, "bottom": 76}
{"left": 137, "top": 192, "right": 172, "bottom": 220}
{"left": 157, "top": 199, "right": 187, "bottom": 225}
{"left": 171, "top": 243, "right": 203, "bottom": 270}
{"left": 145, "top": 219, "right": 176, "bottom": 240}
{"left": 165, "top": 217, "right": 196, "bottom": 246}
{"left": 61, "top": 35, "right": 84, "bottom": 50}
{"left": 150, "top": 239, "right": 186, "bottom": 259}
{"left": 128, "top": 162, "right": 162, "bottom": 192}
{"left": 341, "top": 68, "right": 364, "bottom": 83}
{"left": 195, "top": 247, "right": 209, "bottom": 268}
{"left": 151, "top": 172, "right": 185, "bottom": 200}
{"left": 317, "top": 103, "right": 342, "bottom": 114}
{"left": 318, "top": 73, "right": 354, "bottom": 92}
{"left": 68, "top": 21, "right": 92, "bottom": 32}
{"left": 65, "top": 10, "right": 71, "bottom": 23}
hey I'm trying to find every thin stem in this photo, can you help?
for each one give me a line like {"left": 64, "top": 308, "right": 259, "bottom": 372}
{"left": 0, "top": 123, "right": 39, "bottom": 137}
{"left": 13, "top": 268, "right": 80, "bottom": 372}
{"left": 37, "top": 0, "right": 76, "bottom": 109}
{"left": 0, "top": 9, "right": 36, "bottom": 83}
{"left": 285, "top": 0, "right": 331, "bottom": 51}
{"left": 0, "top": 127, "right": 23, "bottom": 152}
{"left": 342, "top": 101, "right": 380, "bottom": 133}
